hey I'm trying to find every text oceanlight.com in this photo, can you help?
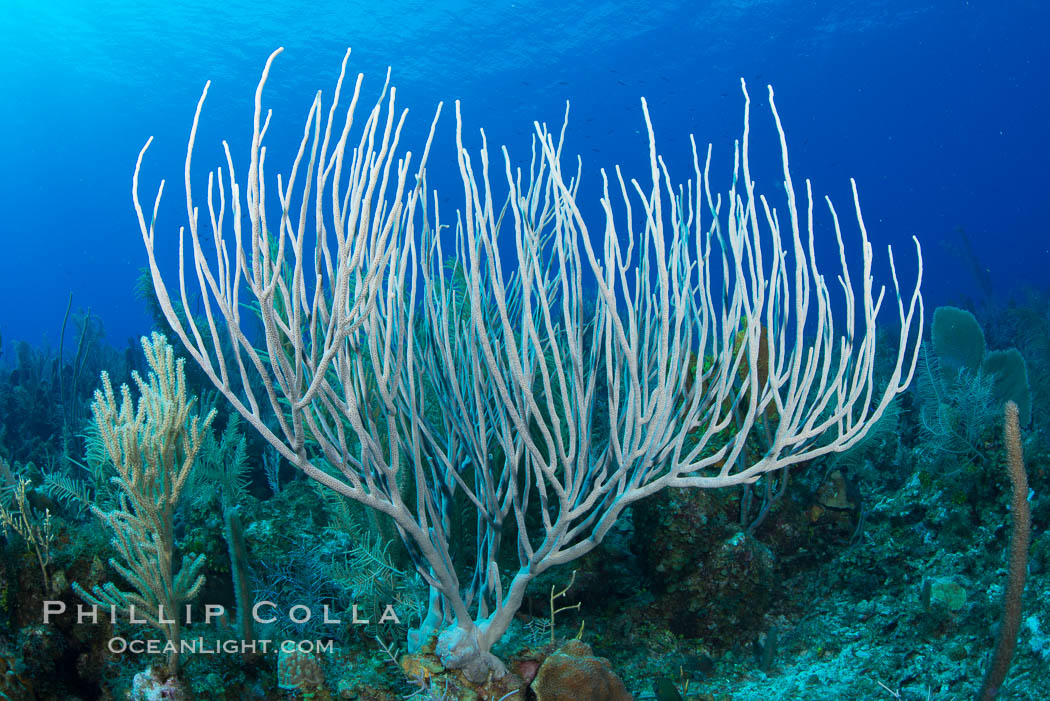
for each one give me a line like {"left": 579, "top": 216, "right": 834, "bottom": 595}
{"left": 109, "top": 638, "right": 336, "bottom": 655}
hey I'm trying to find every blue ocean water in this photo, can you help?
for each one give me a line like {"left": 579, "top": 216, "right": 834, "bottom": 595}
{"left": 2, "top": 1, "right": 1047, "bottom": 350}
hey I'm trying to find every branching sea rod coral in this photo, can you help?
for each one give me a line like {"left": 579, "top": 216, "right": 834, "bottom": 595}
{"left": 133, "top": 47, "right": 924, "bottom": 679}
{"left": 73, "top": 333, "right": 215, "bottom": 676}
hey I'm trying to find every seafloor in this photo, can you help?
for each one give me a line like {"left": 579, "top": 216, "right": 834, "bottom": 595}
{"left": 0, "top": 293, "right": 1046, "bottom": 700}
